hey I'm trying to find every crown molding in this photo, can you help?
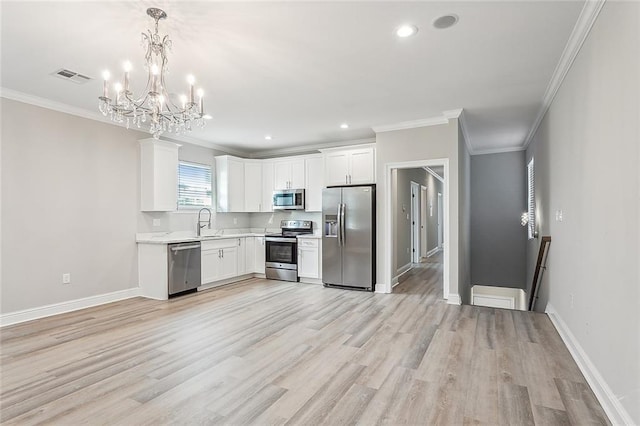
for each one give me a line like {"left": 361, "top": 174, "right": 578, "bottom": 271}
{"left": 424, "top": 166, "right": 445, "bottom": 183}
{"left": 0, "top": 87, "right": 248, "bottom": 157}
{"left": 472, "top": 145, "right": 526, "bottom": 156}
{"left": 522, "top": 0, "right": 606, "bottom": 149}
{"left": 371, "top": 114, "right": 449, "bottom": 133}
{"left": 249, "top": 137, "right": 376, "bottom": 159}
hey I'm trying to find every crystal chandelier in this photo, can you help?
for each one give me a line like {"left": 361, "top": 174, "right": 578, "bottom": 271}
{"left": 98, "top": 8, "right": 206, "bottom": 139}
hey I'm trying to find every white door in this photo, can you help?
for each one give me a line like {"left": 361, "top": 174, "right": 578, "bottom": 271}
{"left": 201, "top": 249, "right": 221, "bottom": 284}
{"left": 420, "top": 185, "right": 428, "bottom": 258}
{"left": 262, "top": 161, "right": 274, "bottom": 212}
{"left": 410, "top": 182, "right": 420, "bottom": 263}
{"left": 305, "top": 156, "right": 324, "bottom": 212}
{"left": 274, "top": 161, "right": 291, "bottom": 189}
{"left": 228, "top": 159, "right": 245, "bottom": 212}
{"left": 254, "top": 237, "right": 266, "bottom": 274}
{"left": 290, "top": 159, "right": 306, "bottom": 189}
{"left": 437, "top": 192, "right": 444, "bottom": 248}
{"left": 244, "top": 162, "right": 262, "bottom": 212}
{"left": 349, "top": 148, "right": 375, "bottom": 184}
{"left": 324, "top": 152, "right": 349, "bottom": 186}
{"left": 298, "top": 246, "right": 319, "bottom": 278}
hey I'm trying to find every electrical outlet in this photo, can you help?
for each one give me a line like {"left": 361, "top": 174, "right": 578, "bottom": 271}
{"left": 555, "top": 209, "right": 564, "bottom": 222}
{"left": 268, "top": 215, "right": 274, "bottom": 224}
{"left": 569, "top": 293, "right": 574, "bottom": 308}
{"left": 233, "top": 217, "right": 238, "bottom": 225}
{"left": 406, "top": 247, "right": 410, "bottom": 254}
{"left": 62, "top": 273, "right": 71, "bottom": 284}
{"left": 153, "top": 218, "right": 161, "bottom": 227}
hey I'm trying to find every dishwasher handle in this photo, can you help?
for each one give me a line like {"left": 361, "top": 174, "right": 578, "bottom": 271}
{"left": 170, "top": 244, "right": 201, "bottom": 252}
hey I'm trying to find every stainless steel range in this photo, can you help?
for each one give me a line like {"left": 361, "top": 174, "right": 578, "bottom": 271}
{"left": 265, "top": 220, "right": 313, "bottom": 282}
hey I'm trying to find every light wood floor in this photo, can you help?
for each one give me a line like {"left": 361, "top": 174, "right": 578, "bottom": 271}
{"left": 1, "top": 259, "right": 608, "bottom": 425}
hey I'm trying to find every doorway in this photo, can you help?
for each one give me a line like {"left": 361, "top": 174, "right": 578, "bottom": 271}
{"left": 420, "top": 185, "right": 428, "bottom": 259}
{"left": 384, "top": 159, "right": 450, "bottom": 300}
{"left": 437, "top": 192, "right": 443, "bottom": 248}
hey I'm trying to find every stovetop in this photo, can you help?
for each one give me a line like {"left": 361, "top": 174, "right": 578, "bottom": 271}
{"left": 266, "top": 220, "right": 313, "bottom": 239}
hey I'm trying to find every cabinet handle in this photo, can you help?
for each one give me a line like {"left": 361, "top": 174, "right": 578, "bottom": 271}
{"left": 345, "top": 174, "right": 348, "bottom": 184}
{"left": 218, "top": 249, "right": 221, "bottom": 258}
{"left": 222, "top": 249, "right": 224, "bottom": 258}
{"left": 238, "top": 238, "right": 241, "bottom": 246}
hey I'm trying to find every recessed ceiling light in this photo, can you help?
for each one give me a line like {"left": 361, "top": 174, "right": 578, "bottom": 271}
{"left": 340, "top": 123, "right": 349, "bottom": 129}
{"left": 396, "top": 25, "right": 418, "bottom": 38}
{"left": 265, "top": 135, "right": 272, "bottom": 140}
{"left": 432, "top": 14, "right": 458, "bottom": 30}
{"left": 203, "top": 114, "right": 212, "bottom": 120}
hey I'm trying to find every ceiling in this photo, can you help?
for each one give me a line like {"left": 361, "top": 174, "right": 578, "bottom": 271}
{"left": 0, "top": 1, "right": 584, "bottom": 155}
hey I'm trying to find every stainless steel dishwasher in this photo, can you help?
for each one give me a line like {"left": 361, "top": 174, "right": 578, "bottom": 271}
{"left": 168, "top": 242, "right": 201, "bottom": 296}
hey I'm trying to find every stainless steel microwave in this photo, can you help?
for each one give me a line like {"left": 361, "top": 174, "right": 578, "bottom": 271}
{"left": 273, "top": 189, "right": 305, "bottom": 210}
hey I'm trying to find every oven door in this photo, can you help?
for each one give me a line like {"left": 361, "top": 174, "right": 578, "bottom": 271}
{"left": 265, "top": 238, "right": 297, "bottom": 267}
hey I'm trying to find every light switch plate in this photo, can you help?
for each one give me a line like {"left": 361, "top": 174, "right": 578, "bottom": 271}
{"left": 62, "top": 273, "right": 71, "bottom": 284}
{"left": 153, "top": 219, "right": 161, "bottom": 227}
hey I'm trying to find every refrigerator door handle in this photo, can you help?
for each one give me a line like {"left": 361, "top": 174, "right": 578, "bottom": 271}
{"left": 340, "top": 203, "right": 346, "bottom": 245}
{"left": 337, "top": 203, "right": 343, "bottom": 246}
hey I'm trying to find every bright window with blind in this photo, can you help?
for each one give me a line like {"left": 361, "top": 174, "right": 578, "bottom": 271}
{"left": 527, "top": 158, "right": 535, "bottom": 239}
{"left": 178, "top": 161, "right": 212, "bottom": 209}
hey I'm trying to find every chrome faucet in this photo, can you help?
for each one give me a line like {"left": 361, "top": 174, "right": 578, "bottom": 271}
{"left": 197, "top": 208, "right": 212, "bottom": 237}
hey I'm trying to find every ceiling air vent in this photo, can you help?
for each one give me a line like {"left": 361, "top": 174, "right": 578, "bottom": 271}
{"left": 51, "top": 68, "right": 92, "bottom": 84}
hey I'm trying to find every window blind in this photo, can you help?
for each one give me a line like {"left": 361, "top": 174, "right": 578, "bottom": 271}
{"left": 178, "top": 161, "right": 212, "bottom": 208}
{"left": 527, "top": 158, "right": 535, "bottom": 240}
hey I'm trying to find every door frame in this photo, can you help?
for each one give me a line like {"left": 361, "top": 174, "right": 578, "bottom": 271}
{"left": 383, "top": 159, "right": 450, "bottom": 300}
{"left": 420, "top": 185, "right": 428, "bottom": 259}
{"left": 437, "top": 192, "right": 443, "bottom": 248}
{"left": 410, "top": 181, "right": 420, "bottom": 263}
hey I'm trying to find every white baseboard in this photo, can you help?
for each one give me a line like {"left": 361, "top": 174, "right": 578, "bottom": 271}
{"left": 446, "top": 293, "right": 461, "bottom": 305}
{"left": 545, "top": 304, "right": 634, "bottom": 425}
{"left": 0, "top": 287, "right": 142, "bottom": 327}
{"left": 375, "top": 282, "right": 391, "bottom": 293}
{"left": 426, "top": 247, "right": 441, "bottom": 258}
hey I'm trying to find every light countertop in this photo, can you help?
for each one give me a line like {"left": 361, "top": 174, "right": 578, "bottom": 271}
{"left": 297, "top": 234, "right": 321, "bottom": 239}
{"left": 136, "top": 230, "right": 266, "bottom": 245}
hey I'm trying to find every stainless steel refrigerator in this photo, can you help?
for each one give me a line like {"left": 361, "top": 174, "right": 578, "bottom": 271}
{"left": 322, "top": 185, "right": 376, "bottom": 291}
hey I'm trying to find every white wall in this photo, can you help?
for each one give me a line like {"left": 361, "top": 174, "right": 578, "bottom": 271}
{"left": 526, "top": 2, "right": 639, "bottom": 422}
{"left": 1, "top": 98, "right": 143, "bottom": 313}
{"left": 375, "top": 118, "right": 467, "bottom": 299}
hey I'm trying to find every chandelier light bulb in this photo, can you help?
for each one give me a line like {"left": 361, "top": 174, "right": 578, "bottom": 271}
{"left": 197, "top": 88, "right": 204, "bottom": 98}
{"left": 102, "top": 70, "right": 110, "bottom": 81}
{"left": 123, "top": 61, "right": 132, "bottom": 72}
{"left": 114, "top": 82, "right": 122, "bottom": 93}
{"left": 151, "top": 64, "right": 159, "bottom": 75}
{"left": 187, "top": 75, "right": 195, "bottom": 85}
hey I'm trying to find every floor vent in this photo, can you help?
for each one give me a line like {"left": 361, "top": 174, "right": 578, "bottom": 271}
{"left": 51, "top": 68, "right": 92, "bottom": 84}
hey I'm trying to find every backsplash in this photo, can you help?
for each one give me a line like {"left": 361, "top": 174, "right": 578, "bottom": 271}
{"left": 138, "top": 210, "right": 321, "bottom": 234}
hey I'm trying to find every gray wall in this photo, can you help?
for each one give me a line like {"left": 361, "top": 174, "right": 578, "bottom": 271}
{"left": 1, "top": 98, "right": 143, "bottom": 313}
{"left": 470, "top": 151, "right": 526, "bottom": 289}
{"left": 457, "top": 127, "right": 471, "bottom": 304}
{"left": 526, "top": 2, "right": 639, "bottom": 422}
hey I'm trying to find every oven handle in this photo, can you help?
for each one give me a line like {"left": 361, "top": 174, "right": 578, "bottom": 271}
{"left": 266, "top": 237, "right": 296, "bottom": 243}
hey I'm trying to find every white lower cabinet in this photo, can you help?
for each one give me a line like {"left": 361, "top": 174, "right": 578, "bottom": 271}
{"left": 244, "top": 237, "right": 255, "bottom": 273}
{"left": 201, "top": 238, "right": 240, "bottom": 284}
{"left": 254, "top": 237, "right": 265, "bottom": 274}
{"left": 297, "top": 238, "right": 321, "bottom": 279}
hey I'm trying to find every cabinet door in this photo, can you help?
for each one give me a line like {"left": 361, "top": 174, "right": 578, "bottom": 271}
{"left": 140, "top": 140, "right": 178, "bottom": 212}
{"left": 349, "top": 148, "right": 375, "bottom": 184}
{"left": 290, "top": 159, "right": 305, "bottom": 189}
{"left": 262, "top": 162, "right": 274, "bottom": 212}
{"left": 236, "top": 238, "right": 246, "bottom": 276}
{"left": 201, "top": 249, "right": 221, "bottom": 284}
{"left": 305, "top": 156, "right": 324, "bottom": 212}
{"left": 254, "top": 237, "right": 266, "bottom": 274}
{"left": 219, "top": 246, "right": 238, "bottom": 280}
{"left": 298, "top": 247, "right": 319, "bottom": 278}
{"left": 324, "top": 152, "right": 349, "bottom": 186}
{"left": 244, "top": 162, "right": 262, "bottom": 212}
{"left": 273, "top": 161, "right": 291, "bottom": 190}
{"left": 245, "top": 237, "right": 255, "bottom": 274}
{"left": 228, "top": 159, "right": 245, "bottom": 212}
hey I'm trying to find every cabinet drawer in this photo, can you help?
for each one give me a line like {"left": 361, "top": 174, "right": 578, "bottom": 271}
{"left": 298, "top": 238, "right": 319, "bottom": 248}
{"left": 202, "top": 238, "right": 240, "bottom": 251}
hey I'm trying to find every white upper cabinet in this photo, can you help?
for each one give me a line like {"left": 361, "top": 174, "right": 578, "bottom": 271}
{"left": 305, "top": 155, "right": 324, "bottom": 212}
{"left": 322, "top": 145, "right": 376, "bottom": 186}
{"left": 262, "top": 161, "right": 274, "bottom": 212}
{"left": 140, "top": 139, "right": 179, "bottom": 211}
{"left": 274, "top": 159, "right": 305, "bottom": 190}
{"left": 216, "top": 156, "right": 245, "bottom": 212}
{"left": 244, "top": 161, "right": 263, "bottom": 212}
